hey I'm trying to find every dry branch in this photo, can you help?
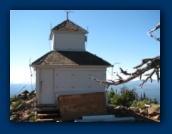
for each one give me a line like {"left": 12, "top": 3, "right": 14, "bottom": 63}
{"left": 90, "top": 23, "right": 160, "bottom": 87}
{"left": 147, "top": 23, "right": 160, "bottom": 42}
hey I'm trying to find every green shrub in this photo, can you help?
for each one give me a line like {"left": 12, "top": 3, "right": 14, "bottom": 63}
{"left": 131, "top": 100, "right": 147, "bottom": 109}
{"left": 108, "top": 86, "right": 136, "bottom": 107}
{"left": 108, "top": 88, "right": 115, "bottom": 103}
{"left": 131, "top": 99, "right": 158, "bottom": 109}
{"left": 111, "top": 94, "right": 121, "bottom": 106}
{"left": 108, "top": 86, "right": 159, "bottom": 108}
{"left": 29, "top": 116, "right": 36, "bottom": 122}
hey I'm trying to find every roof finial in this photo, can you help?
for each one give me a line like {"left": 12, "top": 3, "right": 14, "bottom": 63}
{"left": 66, "top": 10, "right": 73, "bottom": 20}
{"left": 66, "top": 11, "right": 69, "bottom": 20}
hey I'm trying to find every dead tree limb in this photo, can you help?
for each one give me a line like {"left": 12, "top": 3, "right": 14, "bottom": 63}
{"left": 147, "top": 23, "right": 160, "bottom": 42}
{"left": 90, "top": 56, "right": 160, "bottom": 87}
{"left": 90, "top": 23, "right": 160, "bottom": 87}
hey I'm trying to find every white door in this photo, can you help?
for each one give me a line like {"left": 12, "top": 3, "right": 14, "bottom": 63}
{"left": 40, "top": 69, "right": 55, "bottom": 104}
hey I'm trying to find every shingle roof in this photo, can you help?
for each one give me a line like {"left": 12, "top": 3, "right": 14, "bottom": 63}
{"left": 31, "top": 51, "right": 111, "bottom": 66}
{"left": 50, "top": 20, "right": 88, "bottom": 39}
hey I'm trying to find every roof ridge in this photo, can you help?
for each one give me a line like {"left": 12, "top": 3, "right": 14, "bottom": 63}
{"left": 65, "top": 20, "right": 87, "bottom": 32}
{"left": 49, "top": 19, "right": 88, "bottom": 40}
{"left": 52, "top": 19, "right": 88, "bottom": 33}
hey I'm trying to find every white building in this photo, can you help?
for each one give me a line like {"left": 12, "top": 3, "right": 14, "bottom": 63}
{"left": 31, "top": 17, "right": 111, "bottom": 108}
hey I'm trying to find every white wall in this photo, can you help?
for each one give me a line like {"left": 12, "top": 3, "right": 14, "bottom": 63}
{"left": 52, "top": 32, "right": 86, "bottom": 51}
{"left": 35, "top": 69, "right": 40, "bottom": 105}
{"left": 54, "top": 67, "right": 107, "bottom": 107}
{"left": 36, "top": 66, "right": 108, "bottom": 106}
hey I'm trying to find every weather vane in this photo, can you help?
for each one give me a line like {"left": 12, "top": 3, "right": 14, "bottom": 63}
{"left": 66, "top": 10, "right": 73, "bottom": 20}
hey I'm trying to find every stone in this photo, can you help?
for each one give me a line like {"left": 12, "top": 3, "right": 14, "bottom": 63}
{"left": 148, "top": 104, "right": 160, "bottom": 115}
{"left": 129, "top": 107, "right": 140, "bottom": 113}
{"left": 14, "top": 102, "right": 32, "bottom": 112}
{"left": 139, "top": 108, "right": 148, "bottom": 116}
{"left": 153, "top": 115, "right": 160, "bottom": 120}
{"left": 26, "top": 98, "right": 36, "bottom": 104}
{"left": 10, "top": 115, "right": 17, "bottom": 122}
{"left": 10, "top": 90, "right": 36, "bottom": 122}
{"left": 21, "top": 90, "right": 29, "bottom": 95}
{"left": 115, "top": 106, "right": 127, "bottom": 110}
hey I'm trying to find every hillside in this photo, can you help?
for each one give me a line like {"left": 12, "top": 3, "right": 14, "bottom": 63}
{"left": 10, "top": 89, "right": 160, "bottom": 122}
{"left": 10, "top": 90, "right": 36, "bottom": 122}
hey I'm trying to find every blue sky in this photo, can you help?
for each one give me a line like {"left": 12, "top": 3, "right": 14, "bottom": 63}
{"left": 10, "top": 10, "right": 160, "bottom": 83}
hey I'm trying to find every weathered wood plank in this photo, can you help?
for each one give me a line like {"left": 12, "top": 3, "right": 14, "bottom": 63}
{"left": 58, "top": 92, "right": 107, "bottom": 121}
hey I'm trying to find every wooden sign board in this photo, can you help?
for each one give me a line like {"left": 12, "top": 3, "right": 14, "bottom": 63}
{"left": 58, "top": 92, "right": 107, "bottom": 121}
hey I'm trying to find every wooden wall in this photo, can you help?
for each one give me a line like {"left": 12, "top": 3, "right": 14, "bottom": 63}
{"left": 58, "top": 92, "right": 107, "bottom": 121}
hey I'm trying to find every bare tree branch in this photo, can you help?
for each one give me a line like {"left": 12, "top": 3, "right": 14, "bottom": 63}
{"left": 90, "top": 23, "right": 160, "bottom": 87}
{"left": 90, "top": 56, "right": 160, "bottom": 87}
{"left": 147, "top": 23, "right": 160, "bottom": 41}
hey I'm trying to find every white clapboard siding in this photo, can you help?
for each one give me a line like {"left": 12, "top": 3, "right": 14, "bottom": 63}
{"left": 55, "top": 69, "right": 106, "bottom": 94}
{"left": 36, "top": 67, "right": 107, "bottom": 106}
{"left": 53, "top": 33, "right": 85, "bottom": 51}
{"left": 54, "top": 68, "right": 107, "bottom": 108}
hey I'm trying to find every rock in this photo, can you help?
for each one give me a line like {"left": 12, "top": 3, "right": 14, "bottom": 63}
{"left": 10, "top": 90, "right": 36, "bottom": 122}
{"left": 21, "top": 90, "right": 29, "bottom": 95}
{"left": 115, "top": 106, "right": 127, "bottom": 110}
{"left": 22, "top": 111, "right": 28, "bottom": 117}
{"left": 26, "top": 98, "right": 36, "bottom": 104}
{"left": 139, "top": 108, "right": 148, "bottom": 116}
{"left": 29, "top": 90, "right": 35, "bottom": 96}
{"left": 25, "top": 109, "right": 32, "bottom": 115}
{"left": 17, "top": 90, "right": 30, "bottom": 100}
{"left": 148, "top": 104, "right": 160, "bottom": 116}
{"left": 18, "top": 94, "right": 27, "bottom": 100}
{"left": 11, "top": 101, "right": 17, "bottom": 106}
{"left": 129, "top": 107, "right": 140, "bottom": 113}
{"left": 27, "top": 92, "right": 36, "bottom": 99}
{"left": 153, "top": 115, "right": 160, "bottom": 120}
{"left": 10, "top": 115, "right": 17, "bottom": 122}
{"left": 13, "top": 102, "right": 23, "bottom": 112}
{"left": 20, "top": 113, "right": 35, "bottom": 122}
{"left": 14, "top": 102, "right": 32, "bottom": 112}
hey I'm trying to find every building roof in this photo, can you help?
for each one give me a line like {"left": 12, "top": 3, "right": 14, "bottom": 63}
{"left": 31, "top": 51, "right": 111, "bottom": 66}
{"left": 50, "top": 20, "right": 88, "bottom": 39}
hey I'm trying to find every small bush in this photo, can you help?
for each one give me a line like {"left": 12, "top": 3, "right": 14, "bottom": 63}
{"left": 108, "top": 86, "right": 159, "bottom": 108}
{"left": 131, "top": 100, "right": 147, "bottom": 109}
{"left": 29, "top": 116, "right": 36, "bottom": 122}
{"left": 131, "top": 99, "right": 158, "bottom": 109}
{"left": 108, "top": 86, "right": 136, "bottom": 107}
